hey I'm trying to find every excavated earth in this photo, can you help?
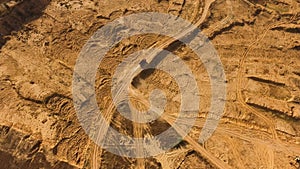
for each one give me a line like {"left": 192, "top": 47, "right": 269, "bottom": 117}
{"left": 0, "top": 0, "right": 300, "bottom": 168}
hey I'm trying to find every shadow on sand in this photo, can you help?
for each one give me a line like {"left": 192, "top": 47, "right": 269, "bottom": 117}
{"left": 0, "top": 0, "right": 50, "bottom": 48}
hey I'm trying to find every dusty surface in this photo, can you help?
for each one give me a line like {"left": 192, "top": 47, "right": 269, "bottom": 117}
{"left": 0, "top": 0, "right": 300, "bottom": 168}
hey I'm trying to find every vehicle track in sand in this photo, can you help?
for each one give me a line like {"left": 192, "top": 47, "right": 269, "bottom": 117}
{"left": 166, "top": 115, "right": 300, "bottom": 162}
{"left": 162, "top": 115, "right": 233, "bottom": 169}
{"left": 235, "top": 4, "right": 298, "bottom": 168}
{"left": 225, "top": 135, "right": 246, "bottom": 168}
{"left": 91, "top": 0, "right": 299, "bottom": 168}
{"left": 90, "top": 0, "right": 211, "bottom": 167}
{"left": 90, "top": 0, "right": 236, "bottom": 168}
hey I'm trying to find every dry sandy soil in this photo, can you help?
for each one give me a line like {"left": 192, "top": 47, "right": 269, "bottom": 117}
{"left": 0, "top": 0, "right": 300, "bottom": 168}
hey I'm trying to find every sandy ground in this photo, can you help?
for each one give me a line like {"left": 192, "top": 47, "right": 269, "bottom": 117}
{"left": 0, "top": 0, "right": 300, "bottom": 168}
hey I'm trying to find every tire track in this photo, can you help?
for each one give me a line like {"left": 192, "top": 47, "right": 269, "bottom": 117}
{"left": 225, "top": 135, "right": 246, "bottom": 169}
{"left": 235, "top": 9, "right": 298, "bottom": 168}
{"left": 90, "top": 0, "right": 233, "bottom": 168}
